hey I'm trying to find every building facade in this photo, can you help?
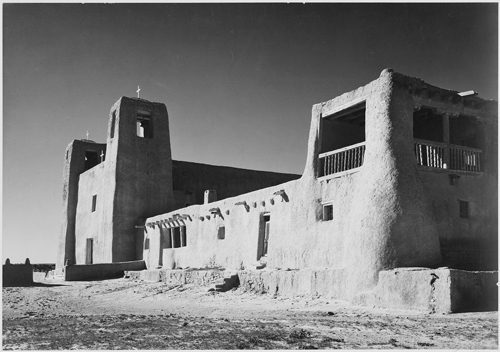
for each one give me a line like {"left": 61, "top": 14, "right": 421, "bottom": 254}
{"left": 58, "top": 69, "right": 497, "bottom": 300}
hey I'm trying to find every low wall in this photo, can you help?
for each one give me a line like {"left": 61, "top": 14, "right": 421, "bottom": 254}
{"left": 33, "top": 272, "right": 48, "bottom": 282}
{"left": 3, "top": 263, "right": 33, "bottom": 286}
{"left": 65, "top": 260, "right": 146, "bottom": 281}
{"left": 124, "top": 267, "right": 498, "bottom": 313}
{"left": 361, "top": 267, "right": 498, "bottom": 313}
{"left": 125, "top": 268, "right": 230, "bottom": 286}
{"left": 238, "top": 269, "right": 347, "bottom": 298}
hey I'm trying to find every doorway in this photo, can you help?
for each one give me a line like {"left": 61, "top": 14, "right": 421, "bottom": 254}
{"left": 257, "top": 213, "right": 271, "bottom": 261}
{"left": 86, "top": 238, "right": 93, "bottom": 264}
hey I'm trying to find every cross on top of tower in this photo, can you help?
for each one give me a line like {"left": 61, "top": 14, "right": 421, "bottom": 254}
{"left": 137, "top": 86, "right": 141, "bottom": 98}
{"left": 86, "top": 131, "right": 89, "bottom": 139}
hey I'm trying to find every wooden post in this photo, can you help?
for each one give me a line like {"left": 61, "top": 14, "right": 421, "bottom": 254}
{"left": 442, "top": 113, "right": 450, "bottom": 169}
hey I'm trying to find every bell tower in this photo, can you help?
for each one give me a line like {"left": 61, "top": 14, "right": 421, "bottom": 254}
{"left": 103, "top": 97, "right": 174, "bottom": 262}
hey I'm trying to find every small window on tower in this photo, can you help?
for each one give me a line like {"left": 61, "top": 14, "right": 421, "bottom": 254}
{"left": 322, "top": 204, "right": 333, "bottom": 221}
{"left": 92, "top": 195, "right": 97, "bottom": 212}
{"left": 110, "top": 111, "right": 116, "bottom": 139}
{"left": 85, "top": 150, "right": 99, "bottom": 170}
{"left": 137, "top": 110, "right": 153, "bottom": 138}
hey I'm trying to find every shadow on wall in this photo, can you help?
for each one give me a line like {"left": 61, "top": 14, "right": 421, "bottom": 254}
{"left": 64, "top": 260, "right": 146, "bottom": 281}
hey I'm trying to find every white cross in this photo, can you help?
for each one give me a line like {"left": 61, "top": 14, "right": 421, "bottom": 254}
{"left": 86, "top": 131, "right": 89, "bottom": 139}
{"left": 137, "top": 86, "right": 141, "bottom": 98}
{"left": 100, "top": 150, "right": 105, "bottom": 162}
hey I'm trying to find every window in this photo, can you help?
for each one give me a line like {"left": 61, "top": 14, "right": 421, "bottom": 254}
{"left": 181, "top": 226, "right": 187, "bottom": 247}
{"left": 144, "top": 238, "right": 150, "bottom": 250}
{"left": 162, "top": 229, "right": 172, "bottom": 249}
{"left": 172, "top": 227, "right": 181, "bottom": 248}
{"left": 322, "top": 204, "right": 333, "bottom": 221}
{"left": 85, "top": 150, "right": 99, "bottom": 170}
{"left": 217, "top": 226, "right": 225, "bottom": 240}
{"left": 110, "top": 111, "right": 116, "bottom": 139}
{"left": 170, "top": 226, "right": 187, "bottom": 248}
{"left": 91, "top": 195, "right": 97, "bottom": 212}
{"left": 459, "top": 200, "right": 469, "bottom": 218}
{"left": 136, "top": 110, "right": 153, "bottom": 138}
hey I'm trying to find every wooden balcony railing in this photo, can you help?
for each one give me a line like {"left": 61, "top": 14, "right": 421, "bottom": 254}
{"left": 449, "top": 144, "right": 481, "bottom": 172}
{"left": 414, "top": 138, "right": 482, "bottom": 172}
{"left": 318, "top": 139, "right": 482, "bottom": 179}
{"left": 318, "top": 141, "right": 366, "bottom": 177}
{"left": 414, "top": 138, "right": 446, "bottom": 169}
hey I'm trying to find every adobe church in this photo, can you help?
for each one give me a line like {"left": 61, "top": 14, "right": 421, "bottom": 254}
{"left": 57, "top": 69, "right": 497, "bottom": 307}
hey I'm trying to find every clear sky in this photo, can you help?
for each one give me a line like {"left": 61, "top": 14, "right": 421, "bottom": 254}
{"left": 2, "top": 2, "right": 498, "bottom": 263}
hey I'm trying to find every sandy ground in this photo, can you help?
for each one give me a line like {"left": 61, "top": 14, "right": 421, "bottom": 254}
{"left": 2, "top": 276, "right": 498, "bottom": 350}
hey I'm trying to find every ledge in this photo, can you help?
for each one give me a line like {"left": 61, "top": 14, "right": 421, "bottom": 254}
{"left": 317, "top": 167, "right": 362, "bottom": 182}
{"left": 416, "top": 165, "right": 483, "bottom": 177}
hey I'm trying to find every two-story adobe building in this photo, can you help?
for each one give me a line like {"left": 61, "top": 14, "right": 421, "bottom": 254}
{"left": 58, "top": 69, "right": 497, "bottom": 306}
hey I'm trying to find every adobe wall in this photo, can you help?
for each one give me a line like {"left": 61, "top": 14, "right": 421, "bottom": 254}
{"left": 3, "top": 261, "right": 33, "bottom": 287}
{"left": 418, "top": 171, "right": 498, "bottom": 270}
{"left": 319, "top": 69, "right": 442, "bottom": 297}
{"left": 75, "top": 162, "right": 114, "bottom": 264}
{"left": 171, "top": 160, "right": 300, "bottom": 206}
{"left": 143, "top": 179, "right": 300, "bottom": 271}
{"left": 143, "top": 69, "right": 451, "bottom": 301}
{"left": 57, "top": 140, "right": 106, "bottom": 269}
{"left": 411, "top": 91, "right": 498, "bottom": 270}
{"left": 363, "top": 267, "right": 498, "bottom": 313}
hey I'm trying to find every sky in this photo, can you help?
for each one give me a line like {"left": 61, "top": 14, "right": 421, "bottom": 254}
{"left": 2, "top": 2, "right": 498, "bottom": 263}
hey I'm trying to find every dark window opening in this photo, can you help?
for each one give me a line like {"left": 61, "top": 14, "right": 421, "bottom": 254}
{"left": 181, "top": 226, "right": 187, "bottom": 247}
{"left": 319, "top": 102, "right": 366, "bottom": 177}
{"left": 172, "top": 227, "right": 181, "bottom": 248}
{"left": 414, "top": 108, "right": 481, "bottom": 172}
{"left": 322, "top": 204, "right": 333, "bottom": 221}
{"left": 110, "top": 111, "right": 116, "bottom": 139}
{"left": 450, "top": 114, "right": 479, "bottom": 148}
{"left": 144, "top": 238, "right": 150, "bottom": 250}
{"left": 217, "top": 226, "right": 225, "bottom": 240}
{"left": 320, "top": 102, "right": 366, "bottom": 154}
{"left": 91, "top": 195, "right": 97, "bottom": 212}
{"left": 137, "top": 111, "right": 153, "bottom": 138}
{"left": 162, "top": 229, "right": 172, "bottom": 249}
{"left": 85, "top": 150, "right": 99, "bottom": 170}
{"left": 459, "top": 200, "right": 469, "bottom": 218}
{"left": 413, "top": 108, "right": 444, "bottom": 142}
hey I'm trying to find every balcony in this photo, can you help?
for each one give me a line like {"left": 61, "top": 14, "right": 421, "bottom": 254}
{"left": 318, "top": 139, "right": 482, "bottom": 179}
{"left": 318, "top": 141, "right": 366, "bottom": 178}
{"left": 414, "top": 139, "right": 482, "bottom": 173}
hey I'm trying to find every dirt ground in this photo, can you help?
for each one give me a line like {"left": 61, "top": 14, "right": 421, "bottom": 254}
{"left": 2, "top": 276, "right": 498, "bottom": 350}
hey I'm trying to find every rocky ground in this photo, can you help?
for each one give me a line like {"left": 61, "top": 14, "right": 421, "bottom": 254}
{"left": 2, "top": 277, "right": 498, "bottom": 350}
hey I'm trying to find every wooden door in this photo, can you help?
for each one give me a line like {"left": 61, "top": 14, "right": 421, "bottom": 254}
{"left": 86, "top": 238, "right": 93, "bottom": 265}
